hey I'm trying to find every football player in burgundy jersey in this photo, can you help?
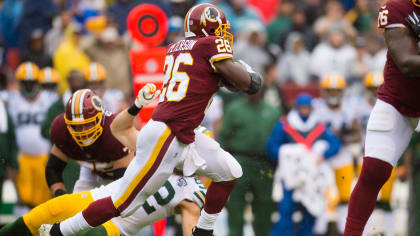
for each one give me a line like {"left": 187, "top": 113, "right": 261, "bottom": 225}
{"left": 46, "top": 89, "right": 133, "bottom": 197}
{"left": 344, "top": 0, "right": 420, "bottom": 235}
{"left": 45, "top": 3, "right": 263, "bottom": 236}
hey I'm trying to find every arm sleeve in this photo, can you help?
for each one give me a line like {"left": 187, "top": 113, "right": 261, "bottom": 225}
{"left": 6, "top": 112, "right": 17, "bottom": 169}
{"left": 266, "top": 122, "right": 287, "bottom": 163}
{"left": 322, "top": 127, "right": 341, "bottom": 159}
{"left": 378, "top": 1, "right": 408, "bottom": 29}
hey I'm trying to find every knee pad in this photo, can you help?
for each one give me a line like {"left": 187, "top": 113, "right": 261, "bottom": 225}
{"left": 215, "top": 151, "right": 243, "bottom": 182}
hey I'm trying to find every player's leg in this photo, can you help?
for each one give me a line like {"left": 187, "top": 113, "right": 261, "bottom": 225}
{"left": 344, "top": 100, "right": 413, "bottom": 236}
{"left": 329, "top": 149, "right": 355, "bottom": 233}
{"left": 0, "top": 191, "right": 94, "bottom": 236}
{"left": 53, "top": 121, "right": 182, "bottom": 236}
{"left": 31, "top": 154, "right": 51, "bottom": 205}
{"left": 194, "top": 131, "right": 242, "bottom": 233}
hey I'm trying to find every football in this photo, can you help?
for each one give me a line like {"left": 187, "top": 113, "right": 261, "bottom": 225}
{"left": 220, "top": 78, "right": 240, "bottom": 92}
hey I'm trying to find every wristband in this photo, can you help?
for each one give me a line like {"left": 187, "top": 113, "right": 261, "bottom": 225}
{"left": 245, "top": 72, "right": 263, "bottom": 95}
{"left": 127, "top": 104, "right": 141, "bottom": 116}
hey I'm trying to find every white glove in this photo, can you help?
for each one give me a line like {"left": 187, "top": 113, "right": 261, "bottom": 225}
{"left": 238, "top": 60, "right": 256, "bottom": 73}
{"left": 134, "top": 83, "right": 161, "bottom": 108}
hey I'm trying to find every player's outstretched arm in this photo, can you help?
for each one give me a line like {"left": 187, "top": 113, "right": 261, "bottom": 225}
{"left": 214, "top": 59, "right": 263, "bottom": 94}
{"left": 175, "top": 200, "right": 201, "bottom": 236}
{"left": 385, "top": 27, "right": 420, "bottom": 77}
{"left": 110, "top": 83, "right": 160, "bottom": 151}
{"left": 46, "top": 145, "right": 69, "bottom": 197}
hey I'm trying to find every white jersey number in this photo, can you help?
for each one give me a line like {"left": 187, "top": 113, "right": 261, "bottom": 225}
{"left": 160, "top": 53, "right": 193, "bottom": 102}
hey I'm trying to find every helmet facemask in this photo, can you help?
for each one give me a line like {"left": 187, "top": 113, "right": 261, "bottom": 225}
{"left": 215, "top": 23, "right": 233, "bottom": 47}
{"left": 323, "top": 89, "right": 343, "bottom": 108}
{"left": 65, "top": 112, "right": 103, "bottom": 147}
{"left": 20, "top": 81, "right": 40, "bottom": 100}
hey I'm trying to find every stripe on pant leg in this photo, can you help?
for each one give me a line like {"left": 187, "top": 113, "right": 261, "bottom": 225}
{"left": 114, "top": 127, "right": 174, "bottom": 212}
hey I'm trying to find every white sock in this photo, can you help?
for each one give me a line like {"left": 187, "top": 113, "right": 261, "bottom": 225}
{"left": 196, "top": 209, "right": 219, "bottom": 230}
{"left": 60, "top": 212, "right": 93, "bottom": 236}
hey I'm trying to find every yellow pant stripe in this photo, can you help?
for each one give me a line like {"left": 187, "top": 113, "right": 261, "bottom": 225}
{"left": 103, "top": 221, "right": 121, "bottom": 236}
{"left": 114, "top": 127, "right": 171, "bottom": 208}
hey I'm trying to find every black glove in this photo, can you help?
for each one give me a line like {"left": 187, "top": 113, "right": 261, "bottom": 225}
{"left": 406, "top": 11, "right": 420, "bottom": 38}
{"left": 53, "top": 189, "right": 66, "bottom": 197}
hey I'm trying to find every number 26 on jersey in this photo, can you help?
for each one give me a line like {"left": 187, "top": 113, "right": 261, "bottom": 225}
{"left": 159, "top": 53, "right": 193, "bottom": 102}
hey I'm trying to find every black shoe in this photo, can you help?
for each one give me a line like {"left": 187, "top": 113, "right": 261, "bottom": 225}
{"left": 192, "top": 227, "right": 214, "bottom": 236}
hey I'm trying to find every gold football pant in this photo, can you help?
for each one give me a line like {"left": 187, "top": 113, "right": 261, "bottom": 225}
{"left": 16, "top": 153, "right": 50, "bottom": 206}
{"left": 334, "top": 164, "right": 355, "bottom": 202}
{"left": 22, "top": 191, "right": 120, "bottom": 236}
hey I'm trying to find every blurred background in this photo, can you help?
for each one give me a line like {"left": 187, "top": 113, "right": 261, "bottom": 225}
{"left": 0, "top": 0, "right": 419, "bottom": 236}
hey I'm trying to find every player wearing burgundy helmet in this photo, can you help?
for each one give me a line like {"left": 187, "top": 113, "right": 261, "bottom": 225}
{"left": 46, "top": 88, "right": 132, "bottom": 197}
{"left": 45, "top": 3, "right": 263, "bottom": 236}
{"left": 344, "top": 0, "right": 420, "bottom": 235}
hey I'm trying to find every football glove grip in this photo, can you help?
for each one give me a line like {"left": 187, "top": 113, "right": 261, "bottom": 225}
{"left": 134, "top": 83, "right": 161, "bottom": 109}
{"left": 406, "top": 11, "right": 420, "bottom": 38}
{"left": 45, "top": 153, "right": 67, "bottom": 188}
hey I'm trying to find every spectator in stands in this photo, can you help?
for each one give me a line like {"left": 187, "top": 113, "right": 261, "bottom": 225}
{"left": 351, "top": 37, "right": 373, "bottom": 82}
{"left": 345, "top": 0, "right": 374, "bottom": 34}
{"left": 277, "top": 6, "right": 318, "bottom": 52}
{"left": 277, "top": 32, "right": 312, "bottom": 85}
{"left": 0, "top": 0, "right": 23, "bottom": 50}
{"left": 230, "top": 0, "right": 262, "bottom": 34}
{"left": 263, "top": 63, "right": 284, "bottom": 113}
{"left": 234, "top": 21, "right": 271, "bottom": 74}
{"left": 310, "top": 28, "right": 356, "bottom": 80}
{"left": 221, "top": 89, "right": 280, "bottom": 236}
{"left": 53, "top": 23, "right": 90, "bottom": 94}
{"left": 21, "top": 29, "right": 52, "bottom": 68}
{"left": 17, "top": 0, "right": 57, "bottom": 53}
{"left": 266, "top": 1, "right": 293, "bottom": 45}
{"left": 313, "top": 0, "right": 356, "bottom": 40}
{"left": 45, "top": 10, "right": 73, "bottom": 56}
{"left": 83, "top": 26, "right": 132, "bottom": 98}
{"left": 0, "top": 98, "right": 18, "bottom": 203}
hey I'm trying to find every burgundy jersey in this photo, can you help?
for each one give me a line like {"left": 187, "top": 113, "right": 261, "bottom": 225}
{"left": 378, "top": 0, "right": 420, "bottom": 117}
{"left": 152, "top": 36, "right": 233, "bottom": 144}
{"left": 50, "top": 111, "right": 129, "bottom": 162}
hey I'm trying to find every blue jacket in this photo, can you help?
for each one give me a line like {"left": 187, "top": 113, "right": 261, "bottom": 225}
{"left": 266, "top": 118, "right": 341, "bottom": 163}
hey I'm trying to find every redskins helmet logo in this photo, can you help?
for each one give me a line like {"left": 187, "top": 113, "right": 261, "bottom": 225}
{"left": 91, "top": 96, "right": 103, "bottom": 111}
{"left": 204, "top": 7, "right": 220, "bottom": 22}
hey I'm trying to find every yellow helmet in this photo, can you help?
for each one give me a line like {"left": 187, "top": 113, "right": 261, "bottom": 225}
{"left": 39, "top": 67, "right": 60, "bottom": 84}
{"left": 84, "top": 63, "right": 107, "bottom": 82}
{"left": 364, "top": 72, "right": 383, "bottom": 88}
{"left": 320, "top": 74, "right": 347, "bottom": 90}
{"left": 15, "top": 62, "right": 40, "bottom": 81}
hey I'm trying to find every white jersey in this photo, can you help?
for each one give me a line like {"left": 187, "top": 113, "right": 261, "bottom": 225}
{"left": 90, "top": 174, "right": 206, "bottom": 236}
{"left": 102, "top": 89, "right": 124, "bottom": 114}
{"left": 7, "top": 91, "right": 53, "bottom": 155}
{"left": 312, "top": 98, "right": 355, "bottom": 134}
{"left": 313, "top": 98, "right": 356, "bottom": 168}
